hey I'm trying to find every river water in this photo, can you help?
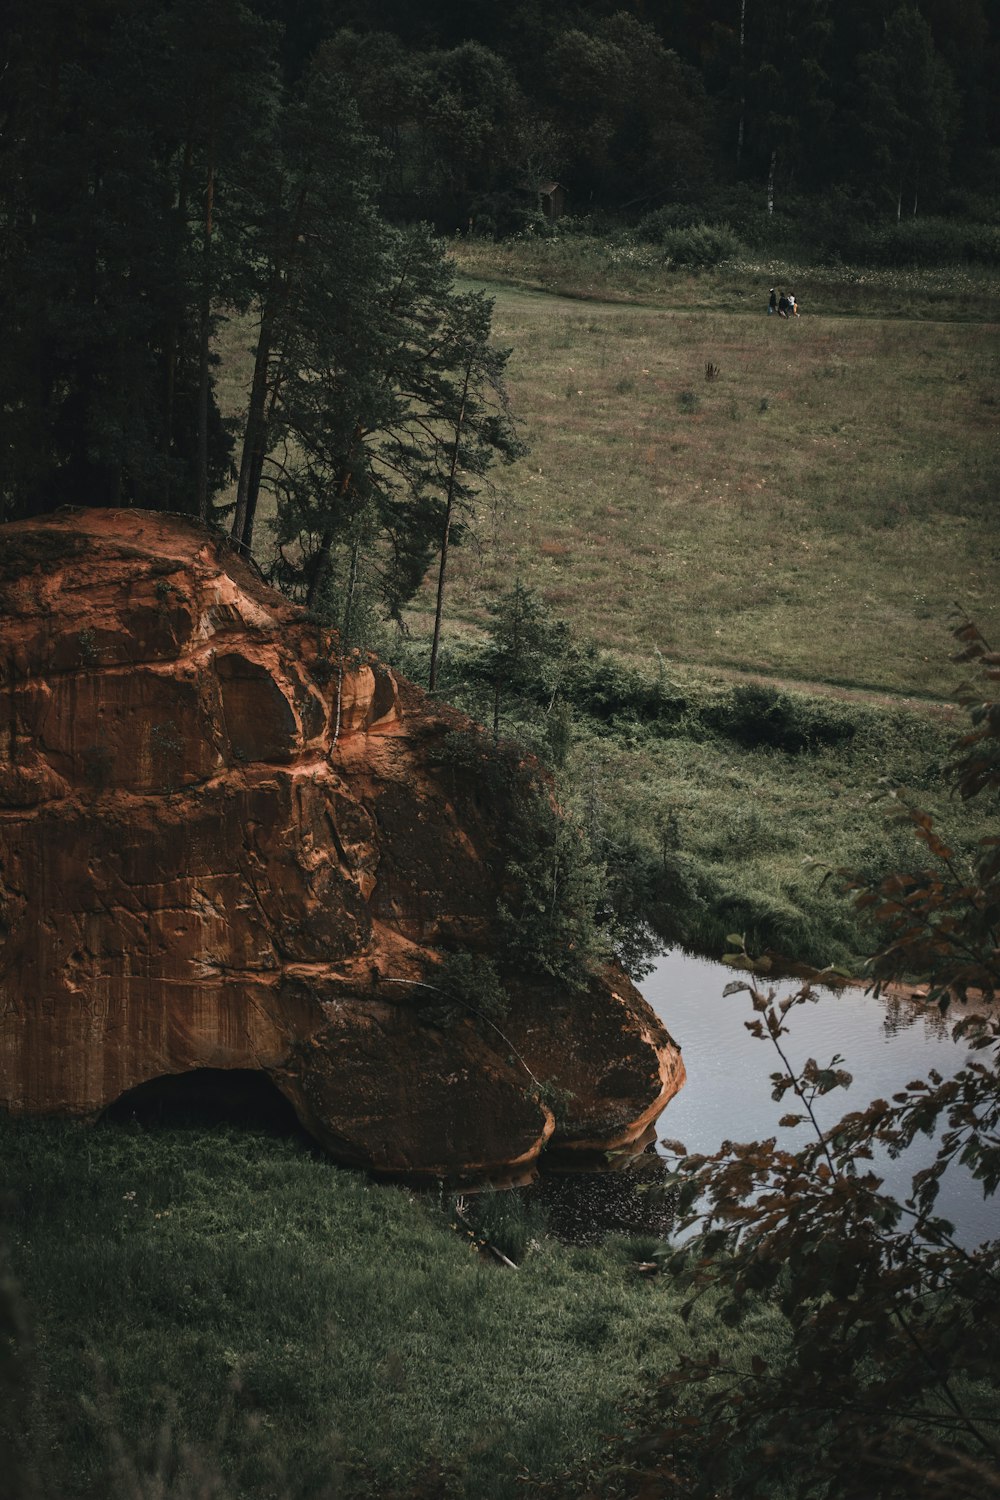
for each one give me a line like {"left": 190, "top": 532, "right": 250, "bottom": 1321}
{"left": 640, "top": 948, "right": 998, "bottom": 1249}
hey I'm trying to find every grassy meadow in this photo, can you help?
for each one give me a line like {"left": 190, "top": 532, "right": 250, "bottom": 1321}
{"left": 416, "top": 246, "right": 999, "bottom": 702}
{"left": 217, "top": 240, "right": 998, "bottom": 702}
{"left": 213, "top": 243, "right": 999, "bottom": 965}
{"left": 2, "top": 1120, "right": 784, "bottom": 1500}
{"left": 447, "top": 233, "right": 1000, "bottom": 324}
{"left": 385, "top": 240, "right": 996, "bottom": 968}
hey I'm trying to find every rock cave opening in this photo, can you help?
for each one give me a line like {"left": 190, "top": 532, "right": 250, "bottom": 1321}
{"left": 101, "top": 1068, "right": 311, "bottom": 1140}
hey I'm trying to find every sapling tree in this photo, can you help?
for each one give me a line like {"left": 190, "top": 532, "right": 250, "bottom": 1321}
{"left": 495, "top": 764, "right": 609, "bottom": 991}
{"left": 481, "top": 581, "right": 571, "bottom": 739}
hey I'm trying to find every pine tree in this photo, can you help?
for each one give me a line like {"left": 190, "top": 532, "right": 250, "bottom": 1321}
{"left": 852, "top": 4, "right": 960, "bottom": 218}
{"left": 228, "top": 52, "right": 391, "bottom": 557}
{"left": 252, "top": 212, "right": 523, "bottom": 635}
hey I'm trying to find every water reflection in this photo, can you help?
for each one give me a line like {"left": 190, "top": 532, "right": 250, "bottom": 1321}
{"left": 640, "top": 949, "right": 998, "bottom": 1249}
{"left": 880, "top": 990, "right": 953, "bottom": 1040}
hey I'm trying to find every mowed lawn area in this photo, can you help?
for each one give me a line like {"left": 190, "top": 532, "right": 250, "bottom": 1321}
{"left": 413, "top": 269, "right": 998, "bottom": 702}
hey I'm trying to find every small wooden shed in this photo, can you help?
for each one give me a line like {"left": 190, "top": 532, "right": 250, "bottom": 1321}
{"left": 537, "top": 180, "right": 567, "bottom": 222}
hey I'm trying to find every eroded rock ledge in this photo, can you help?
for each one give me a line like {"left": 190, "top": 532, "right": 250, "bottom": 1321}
{"left": 0, "top": 509, "right": 684, "bottom": 1180}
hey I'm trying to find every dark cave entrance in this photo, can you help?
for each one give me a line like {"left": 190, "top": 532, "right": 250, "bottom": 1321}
{"left": 101, "top": 1067, "right": 311, "bottom": 1140}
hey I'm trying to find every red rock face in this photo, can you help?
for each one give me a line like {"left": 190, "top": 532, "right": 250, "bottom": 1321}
{"left": 0, "top": 510, "right": 684, "bottom": 1180}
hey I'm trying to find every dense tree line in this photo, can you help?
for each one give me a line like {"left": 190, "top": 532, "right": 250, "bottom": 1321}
{"left": 268, "top": 0, "right": 998, "bottom": 229}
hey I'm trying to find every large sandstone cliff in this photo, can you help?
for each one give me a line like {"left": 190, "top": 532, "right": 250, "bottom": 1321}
{"left": 0, "top": 510, "right": 684, "bottom": 1180}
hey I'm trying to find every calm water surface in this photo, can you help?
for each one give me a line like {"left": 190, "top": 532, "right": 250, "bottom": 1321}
{"left": 641, "top": 949, "right": 998, "bottom": 1248}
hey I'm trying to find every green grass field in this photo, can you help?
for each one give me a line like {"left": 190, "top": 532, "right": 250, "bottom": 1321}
{"left": 215, "top": 245, "right": 999, "bottom": 967}
{"left": 406, "top": 246, "right": 1000, "bottom": 703}
{"left": 216, "top": 243, "right": 999, "bottom": 702}
{"left": 2, "top": 1120, "right": 784, "bottom": 1500}
{"left": 380, "top": 243, "right": 996, "bottom": 968}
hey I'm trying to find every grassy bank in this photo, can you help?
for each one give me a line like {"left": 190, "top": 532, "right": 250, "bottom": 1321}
{"left": 398, "top": 638, "right": 981, "bottom": 971}
{"left": 1, "top": 1120, "right": 784, "bottom": 1500}
{"left": 449, "top": 233, "right": 1000, "bottom": 322}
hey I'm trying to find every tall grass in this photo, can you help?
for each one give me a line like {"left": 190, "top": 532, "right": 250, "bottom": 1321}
{"left": 1, "top": 1120, "right": 786, "bottom": 1499}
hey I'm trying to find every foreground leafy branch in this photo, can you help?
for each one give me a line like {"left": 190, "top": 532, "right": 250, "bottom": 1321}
{"left": 588, "top": 622, "right": 1000, "bottom": 1500}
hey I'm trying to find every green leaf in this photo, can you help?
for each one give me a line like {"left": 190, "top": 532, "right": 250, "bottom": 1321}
{"left": 723, "top": 954, "right": 755, "bottom": 970}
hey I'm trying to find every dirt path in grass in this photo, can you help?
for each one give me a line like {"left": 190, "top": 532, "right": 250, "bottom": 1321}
{"left": 631, "top": 653, "right": 963, "bottom": 721}
{"left": 451, "top": 259, "right": 1000, "bottom": 324}
{"left": 404, "top": 605, "right": 962, "bottom": 724}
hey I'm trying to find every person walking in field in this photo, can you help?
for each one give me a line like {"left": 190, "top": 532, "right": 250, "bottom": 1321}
{"left": 768, "top": 287, "right": 777, "bottom": 314}
{"left": 788, "top": 293, "right": 800, "bottom": 316}
{"left": 777, "top": 292, "right": 790, "bottom": 317}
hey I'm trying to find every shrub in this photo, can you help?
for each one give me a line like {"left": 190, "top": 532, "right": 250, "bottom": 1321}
{"left": 836, "top": 216, "right": 1000, "bottom": 267}
{"left": 497, "top": 781, "right": 609, "bottom": 989}
{"left": 656, "top": 222, "right": 743, "bottom": 268}
{"left": 426, "top": 719, "right": 609, "bottom": 989}
{"left": 635, "top": 203, "right": 706, "bottom": 239}
{"left": 559, "top": 651, "right": 687, "bottom": 728}
{"left": 705, "top": 682, "right": 857, "bottom": 754}
{"left": 419, "top": 950, "right": 509, "bottom": 1030}
{"left": 634, "top": 211, "right": 743, "bottom": 266}
{"left": 464, "top": 1187, "right": 547, "bottom": 1264}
